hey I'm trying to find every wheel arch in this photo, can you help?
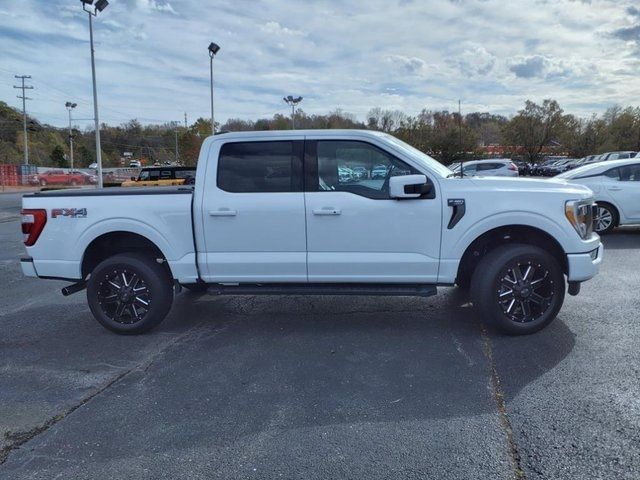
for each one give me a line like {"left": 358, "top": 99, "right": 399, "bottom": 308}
{"left": 456, "top": 224, "right": 567, "bottom": 287}
{"left": 595, "top": 200, "right": 620, "bottom": 227}
{"left": 81, "top": 231, "right": 173, "bottom": 279}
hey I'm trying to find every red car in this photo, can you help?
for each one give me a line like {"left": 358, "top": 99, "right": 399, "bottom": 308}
{"left": 29, "top": 170, "right": 96, "bottom": 186}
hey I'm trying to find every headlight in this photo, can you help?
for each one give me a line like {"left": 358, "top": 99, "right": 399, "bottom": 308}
{"left": 565, "top": 200, "right": 595, "bottom": 239}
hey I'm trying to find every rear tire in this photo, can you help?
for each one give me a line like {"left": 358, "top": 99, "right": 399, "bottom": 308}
{"left": 594, "top": 202, "right": 617, "bottom": 234}
{"left": 87, "top": 253, "right": 173, "bottom": 334}
{"left": 39, "top": 179, "right": 47, "bottom": 186}
{"left": 471, "top": 244, "right": 565, "bottom": 335}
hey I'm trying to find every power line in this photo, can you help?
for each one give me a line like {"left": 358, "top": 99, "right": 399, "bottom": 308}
{"left": 13, "top": 75, "right": 33, "bottom": 165}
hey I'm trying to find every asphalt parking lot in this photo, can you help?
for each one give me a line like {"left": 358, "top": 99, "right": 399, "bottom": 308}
{"left": 1, "top": 191, "right": 639, "bottom": 479}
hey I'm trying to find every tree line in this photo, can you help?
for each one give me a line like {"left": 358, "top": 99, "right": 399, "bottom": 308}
{"left": 0, "top": 98, "right": 639, "bottom": 168}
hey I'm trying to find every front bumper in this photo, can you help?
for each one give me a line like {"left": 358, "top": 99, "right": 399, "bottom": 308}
{"left": 20, "top": 257, "right": 38, "bottom": 278}
{"left": 566, "top": 243, "right": 603, "bottom": 282}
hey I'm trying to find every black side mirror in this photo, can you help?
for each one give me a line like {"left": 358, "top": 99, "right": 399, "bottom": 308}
{"left": 404, "top": 182, "right": 432, "bottom": 195}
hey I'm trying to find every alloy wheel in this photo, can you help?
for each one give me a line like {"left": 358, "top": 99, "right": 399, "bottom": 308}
{"left": 594, "top": 206, "right": 613, "bottom": 233}
{"left": 97, "top": 269, "right": 151, "bottom": 324}
{"left": 496, "top": 261, "right": 554, "bottom": 323}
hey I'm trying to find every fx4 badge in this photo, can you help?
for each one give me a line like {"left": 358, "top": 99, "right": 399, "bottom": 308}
{"left": 51, "top": 208, "right": 87, "bottom": 219}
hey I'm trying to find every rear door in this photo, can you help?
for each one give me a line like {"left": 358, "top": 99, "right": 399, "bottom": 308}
{"left": 200, "top": 139, "right": 307, "bottom": 282}
{"left": 304, "top": 139, "right": 442, "bottom": 283}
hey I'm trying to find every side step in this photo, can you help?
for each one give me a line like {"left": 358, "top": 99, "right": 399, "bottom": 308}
{"left": 205, "top": 283, "right": 437, "bottom": 297}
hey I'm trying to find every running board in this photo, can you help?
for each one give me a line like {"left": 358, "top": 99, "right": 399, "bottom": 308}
{"left": 206, "top": 283, "right": 437, "bottom": 297}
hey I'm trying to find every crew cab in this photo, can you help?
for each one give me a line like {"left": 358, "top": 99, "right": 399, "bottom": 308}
{"left": 20, "top": 130, "right": 603, "bottom": 335}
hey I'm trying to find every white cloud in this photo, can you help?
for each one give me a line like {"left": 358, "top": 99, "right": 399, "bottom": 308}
{"left": 0, "top": 0, "right": 639, "bottom": 128}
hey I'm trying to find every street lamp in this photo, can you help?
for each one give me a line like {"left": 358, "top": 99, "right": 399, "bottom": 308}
{"left": 283, "top": 95, "right": 303, "bottom": 129}
{"left": 208, "top": 42, "right": 220, "bottom": 135}
{"left": 81, "top": 0, "right": 109, "bottom": 188}
{"left": 65, "top": 102, "right": 77, "bottom": 171}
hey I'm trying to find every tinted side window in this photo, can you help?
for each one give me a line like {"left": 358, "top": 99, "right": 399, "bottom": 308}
{"left": 314, "top": 140, "right": 420, "bottom": 199}
{"left": 619, "top": 164, "right": 640, "bottom": 181}
{"left": 603, "top": 168, "right": 620, "bottom": 180}
{"left": 477, "top": 163, "right": 502, "bottom": 171}
{"left": 218, "top": 141, "right": 302, "bottom": 193}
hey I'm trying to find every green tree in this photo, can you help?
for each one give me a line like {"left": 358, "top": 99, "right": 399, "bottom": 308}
{"left": 51, "top": 145, "right": 67, "bottom": 168}
{"left": 502, "top": 99, "right": 566, "bottom": 162}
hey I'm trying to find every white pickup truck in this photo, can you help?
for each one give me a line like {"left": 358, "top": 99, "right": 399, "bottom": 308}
{"left": 20, "top": 130, "right": 603, "bottom": 335}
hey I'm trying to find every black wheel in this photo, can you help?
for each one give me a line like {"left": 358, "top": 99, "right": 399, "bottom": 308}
{"left": 39, "top": 179, "right": 47, "bottom": 186}
{"left": 87, "top": 253, "right": 173, "bottom": 334}
{"left": 181, "top": 283, "right": 208, "bottom": 294}
{"left": 593, "top": 203, "right": 617, "bottom": 234}
{"left": 471, "top": 244, "right": 565, "bottom": 335}
{"left": 70, "top": 179, "right": 78, "bottom": 186}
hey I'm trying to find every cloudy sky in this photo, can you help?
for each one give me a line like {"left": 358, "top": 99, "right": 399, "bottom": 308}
{"left": 0, "top": 0, "right": 639, "bottom": 128}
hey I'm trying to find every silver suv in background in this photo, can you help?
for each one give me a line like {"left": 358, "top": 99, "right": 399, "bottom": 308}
{"left": 450, "top": 159, "right": 519, "bottom": 177}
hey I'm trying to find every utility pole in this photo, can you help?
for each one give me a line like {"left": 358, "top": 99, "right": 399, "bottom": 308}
{"left": 14, "top": 75, "right": 33, "bottom": 165}
{"left": 66, "top": 102, "right": 77, "bottom": 171}
{"left": 208, "top": 42, "right": 221, "bottom": 135}
{"left": 458, "top": 99, "right": 463, "bottom": 177}
{"left": 184, "top": 112, "right": 188, "bottom": 129}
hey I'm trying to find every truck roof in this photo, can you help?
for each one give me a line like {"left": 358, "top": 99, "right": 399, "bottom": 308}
{"left": 209, "top": 129, "right": 389, "bottom": 141}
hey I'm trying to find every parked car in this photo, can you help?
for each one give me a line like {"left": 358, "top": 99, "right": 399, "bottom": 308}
{"left": 450, "top": 159, "right": 519, "bottom": 177}
{"left": 129, "top": 160, "right": 142, "bottom": 168}
{"left": 556, "top": 158, "right": 640, "bottom": 234}
{"left": 600, "top": 151, "right": 637, "bottom": 161}
{"left": 28, "top": 169, "right": 94, "bottom": 187}
{"left": 546, "top": 159, "right": 577, "bottom": 176}
{"left": 351, "top": 166, "right": 368, "bottom": 179}
{"left": 371, "top": 164, "right": 388, "bottom": 179}
{"left": 21, "top": 129, "right": 601, "bottom": 336}
{"left": 121, "top": 166, "right": 196, "bottom": 187}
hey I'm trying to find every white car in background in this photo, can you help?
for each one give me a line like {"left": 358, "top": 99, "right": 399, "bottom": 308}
{"left": 556, "top": 158, "right": 640, "bottom": 234}
{"left": 450, "top": 159, "right": 519, "bottom": 177}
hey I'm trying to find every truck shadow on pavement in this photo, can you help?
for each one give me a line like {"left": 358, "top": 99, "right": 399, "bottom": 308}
{"left": 1, "top": 289, "right": 576, "bottom": 471}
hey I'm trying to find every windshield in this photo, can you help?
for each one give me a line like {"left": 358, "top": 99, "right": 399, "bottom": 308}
{"left": 381, "top": 133, "right": 453, "bottom": 178}
{"left": 555, "top": 162, "right": 603, "bottom": 179}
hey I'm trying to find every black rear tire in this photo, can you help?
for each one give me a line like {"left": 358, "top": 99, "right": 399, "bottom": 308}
{"left": 471, "top": 244, "right": 565, "bottom": 335}
{"left": 87, "top": 253, "right": 173, "bottom": 334}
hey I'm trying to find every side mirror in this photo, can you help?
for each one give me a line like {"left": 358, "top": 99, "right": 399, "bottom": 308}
{"left": 389, "top": 174, "right": 430, "bottom": 199}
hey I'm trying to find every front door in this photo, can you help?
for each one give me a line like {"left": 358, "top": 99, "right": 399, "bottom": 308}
{"left": 604, "top": 162, "right": 640, "bottom": 221}
{"left": 201, "top": 139, "right": 307, "bottom": 282}
{"left": 304, "top": 139, "right": 442, "bottom": 283}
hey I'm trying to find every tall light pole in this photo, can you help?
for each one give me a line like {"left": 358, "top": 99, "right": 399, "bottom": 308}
{"left": 172, "top": 121, "right": 180, "bottom": 164}
{"left": 208, "top": 42, "right": 220, "bottom": 135}
{"left": 283, "top": 95, "right": 303, "bottom": 129}
{"left": 13, "top": 75, "right": 33, "bottom": 165}
{"left": 65, "top": 102, "right": 77, "bottom": 171}
{"left": 82, "top": 0, "right": 109, "bottom": 188}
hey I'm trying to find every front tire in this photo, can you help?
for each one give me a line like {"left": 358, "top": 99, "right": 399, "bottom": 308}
{"left": 87, "top": 253, "right": 173, "bottom": 334}
{"left": 594, "top": 203, "right": 617, "bottom": 234}
{"left": 471, "top": 244, "right": 565, "bottom": 335}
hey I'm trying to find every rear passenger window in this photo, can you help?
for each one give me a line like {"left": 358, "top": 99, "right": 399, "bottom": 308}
{"left": 604, "top": 168, "right": 620, "bottom": 180}
{"left": 218, "top": 141, "right": 302, "bottom": 193}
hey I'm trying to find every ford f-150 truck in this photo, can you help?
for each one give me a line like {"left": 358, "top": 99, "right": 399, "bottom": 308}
{"left": 20, "top": 130, "right": 603, "bottom": 335}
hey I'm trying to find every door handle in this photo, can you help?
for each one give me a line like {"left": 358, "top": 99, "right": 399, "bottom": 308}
{"left": 209, "top": 209, "right": 237, "bottom": 216}
{"left": 607, "top": 187, "right": 622, "bottom": 191}
{"left": 313, "top": 208, "right": 341, "bottom": 216}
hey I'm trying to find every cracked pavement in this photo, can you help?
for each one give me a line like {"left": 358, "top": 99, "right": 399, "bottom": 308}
{"left": 1, "top": 192, "right": 639, "bottom": 479}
